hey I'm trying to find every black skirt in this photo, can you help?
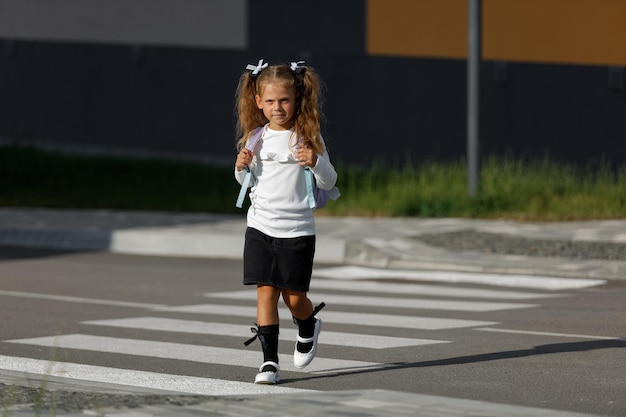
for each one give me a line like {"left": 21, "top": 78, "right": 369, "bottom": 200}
{"left": 243, "top": 227, "right": 316, "bottom": 292}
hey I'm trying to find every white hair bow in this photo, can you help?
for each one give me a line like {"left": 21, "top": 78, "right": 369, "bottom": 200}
{"left": 245, "top": 59, "right": 268, "bottom": 76}
{"left": 290, "top": 61, "right": 307, "bottom": 73}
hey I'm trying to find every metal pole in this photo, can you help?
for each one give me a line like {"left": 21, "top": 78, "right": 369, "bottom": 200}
{"left": 467, "top": 0, "right": 481, "bottom": 197}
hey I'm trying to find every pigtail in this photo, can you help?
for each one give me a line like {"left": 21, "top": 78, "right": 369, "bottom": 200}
{"left": 235, "top": 62, "right": 268, "bottom": 151}
{"left": 293, "top": 67, "right": 324, "bottom": 155}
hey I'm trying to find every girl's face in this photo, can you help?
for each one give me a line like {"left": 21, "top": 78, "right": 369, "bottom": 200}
{"left": 256, "top": 82, "right": 296, "bottom": 130}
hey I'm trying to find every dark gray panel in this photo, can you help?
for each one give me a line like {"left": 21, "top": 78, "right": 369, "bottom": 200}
{"left": 1, "top": 10, "right": 625, "bottom": 169}
{"left": 248, "top": 0, "right": 365, "bottom": 56}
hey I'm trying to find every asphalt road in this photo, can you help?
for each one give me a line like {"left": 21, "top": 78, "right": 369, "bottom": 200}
{"left": 0, "top": 246, "right": 624, "bottom": 416}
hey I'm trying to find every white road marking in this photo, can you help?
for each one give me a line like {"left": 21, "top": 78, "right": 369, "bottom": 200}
{"left": 310, "top": 279, "right": 563, "bottom": 300}
{"left": 82, "top": 317, "right": 449, "bottom": 349}
{"left": 0, "top": 355, "right": 309, "bottom": 395}
{"left": 205, "top": 291, "right": 537, "bottom": 312}
{"left": 6, "top": 334, "right": 391, "bottom": 374}
{"left": 313, "top": 266, "right": 606, "bottom": 290}
{"left": 154, "top": 303, "right": 498, "bottom": 330}
{"left": 475, "top": 328, "right": 626, "bottom": 341}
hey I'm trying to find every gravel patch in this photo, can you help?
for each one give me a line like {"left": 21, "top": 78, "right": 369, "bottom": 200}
{"left": 0, "top": 382, "right": 210, "bottom": 413}
{"left": 415, "top": 230, "right": 626, "bottom": 261}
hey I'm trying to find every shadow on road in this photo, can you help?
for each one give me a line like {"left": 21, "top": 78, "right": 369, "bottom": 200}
{"left": 286, "top": 338, "right": 626, "bottom": 383}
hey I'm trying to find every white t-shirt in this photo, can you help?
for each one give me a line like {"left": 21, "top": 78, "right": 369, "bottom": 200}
{"left": 234, "top": 125, "right": 337, "bottom": 238}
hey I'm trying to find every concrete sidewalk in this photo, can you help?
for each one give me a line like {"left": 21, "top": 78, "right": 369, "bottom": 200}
{"left": 0, "top": 207, "right": 625, "bottom": 280}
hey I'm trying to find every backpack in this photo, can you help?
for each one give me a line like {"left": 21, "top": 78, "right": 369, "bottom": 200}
{"left": 235, "top": 127, "right": 340, "bottom": 209}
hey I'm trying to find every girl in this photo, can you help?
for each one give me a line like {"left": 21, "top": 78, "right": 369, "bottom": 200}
{"left": 234, "top": 59, "right": 337, "bottom": 384}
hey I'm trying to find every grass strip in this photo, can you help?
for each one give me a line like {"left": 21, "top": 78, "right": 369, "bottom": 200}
{"left": 1, "top": 146, "right": 624, "bottom": 220}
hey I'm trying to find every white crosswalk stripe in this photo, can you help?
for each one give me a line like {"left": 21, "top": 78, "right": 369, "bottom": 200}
{"left": 204, "top": 290, "right": 538, "bottom": 312}
{"left": 312, "top": 266, "right": 606, "bottom": 290}
{"left": 0, "top": 355, "right": 309, "bottom": 395}
{"left": 5, "top": 334, "right": 391, "bottom": 374}
{"left": 154, "top": 303, "right": 499, "bottom": 330}
{"left": 83, "top": 317, "right": 449, "bottom": 349}
{"left": 309, "top": 279, "right": 564, "bottom": 300}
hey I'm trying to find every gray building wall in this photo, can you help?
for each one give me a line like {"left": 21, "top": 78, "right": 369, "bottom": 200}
{"left": 0, "top": 0, "right": 624, "bottom": 167}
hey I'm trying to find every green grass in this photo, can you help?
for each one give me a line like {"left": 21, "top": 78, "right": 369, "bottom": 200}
{"left": 1, "top": 145, "right": 625, "bottom": 220}
{"left": 324, "top": 156, "right": 626, "bottom": 220}
{"left": 0, "top": 145, "right": 239, "bottom": 213}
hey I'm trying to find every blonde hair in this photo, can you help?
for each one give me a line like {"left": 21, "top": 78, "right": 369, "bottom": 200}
{"left": 235, "top": 63, "right": 325, "bottom": 154}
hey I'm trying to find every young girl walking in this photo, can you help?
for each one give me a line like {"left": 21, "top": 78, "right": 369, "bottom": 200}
{"left": 234, "top": 59, "right": 337, "bottom": 384}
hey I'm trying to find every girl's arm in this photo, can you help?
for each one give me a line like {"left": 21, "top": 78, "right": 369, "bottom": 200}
{"left": 234, "top": 148, "right": 256, "bottom": 185}
{"left": 234, "top": 165, "right": 247, "bottom": 186}
{"left": 309, "top": 148, "right": 337, "bottom": 191}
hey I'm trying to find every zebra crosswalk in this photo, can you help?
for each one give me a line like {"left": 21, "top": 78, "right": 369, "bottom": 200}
{"left": 1, "top": 267, "right": 603, "bottom": 396}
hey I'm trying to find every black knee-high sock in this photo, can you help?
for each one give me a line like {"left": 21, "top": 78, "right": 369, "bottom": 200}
{"left": 258, "top": 325, "right": 279, "bottom": 370}
{"left": 294, "top": 316, "right": 316, "bottom": 352}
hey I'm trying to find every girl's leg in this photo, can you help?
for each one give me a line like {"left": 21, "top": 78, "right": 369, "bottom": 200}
{"left": 282, "top": 290, "right": 323, "bottom": 368}
{"left": 257, "top": 284, "right": 281, "bottom": 325}
{"left": 281, "top": 289, "right": 313, "bottom": 321}
{"left": 253, "top": 285, "right": 281, "bottom": 383}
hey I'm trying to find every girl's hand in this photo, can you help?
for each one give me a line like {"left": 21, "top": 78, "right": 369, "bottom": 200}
{"left": 236, "top": 148, "right": 253, "bottom": 171}
{"left": 296, "top": 146, "right": 318, "bottom": 168}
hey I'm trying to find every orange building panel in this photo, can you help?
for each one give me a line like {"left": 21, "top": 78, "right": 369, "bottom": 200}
{"left": 367, "top": 0, "right": 626, "bottom": 66}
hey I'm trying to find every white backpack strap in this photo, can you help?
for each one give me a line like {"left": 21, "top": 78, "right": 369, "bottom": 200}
{"left": 303, "top": 167, "right": 317, "bottom": 209}
{"left": 235, "top": 127, "right": 264, "bottom": 208}
{"left": 297, "top": 136, "right": 317, "bottom": 209}
{"left": 235, "top": 166, "right": 253, "bottom": 208}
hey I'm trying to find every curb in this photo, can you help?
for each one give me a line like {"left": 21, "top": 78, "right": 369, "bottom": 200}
{"left": 2, "top": 227, "right": 625, "bottom": 281}
{"left": 0, "top": 227, "right": 346, "bottom": 264}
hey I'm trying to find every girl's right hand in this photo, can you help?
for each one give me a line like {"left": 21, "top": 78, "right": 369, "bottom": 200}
{"left": 236, "top": 148, "right": 253, "bottom": 171}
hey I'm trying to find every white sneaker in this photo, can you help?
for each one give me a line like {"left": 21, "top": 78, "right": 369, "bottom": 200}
{"left": 293, "top": 318, "right": 322, "bottom": 369}
{"left": 254, "top": 361, "right": 280, "bottom": 384}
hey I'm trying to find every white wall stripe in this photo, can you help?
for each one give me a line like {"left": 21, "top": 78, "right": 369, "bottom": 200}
{"left": 0, "top": 0, "right": 247, "bottom": 49}
{"left": 313, "top": 266, "right": 606, "bottom": 290}
{"left": 310, "top": 279, "right": 563, "bottom": 300}
{"left": 154, "top": 304, "right": 499, "bottom": 330}
{"left": 6, "top": 334, "right": 391, "bottom": 374}
{"left": 0, "top": 355, "right": 308, "bottom": 396}
{"left": 205, "top": 291, "right": 537, "bottom": 312}
{"left": 82, "top": 317, "right": 449, "bottom": 349}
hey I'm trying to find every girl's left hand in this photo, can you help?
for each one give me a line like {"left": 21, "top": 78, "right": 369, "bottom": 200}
{"left": 296, "top": 146, "right": 318, "bottom": 167}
